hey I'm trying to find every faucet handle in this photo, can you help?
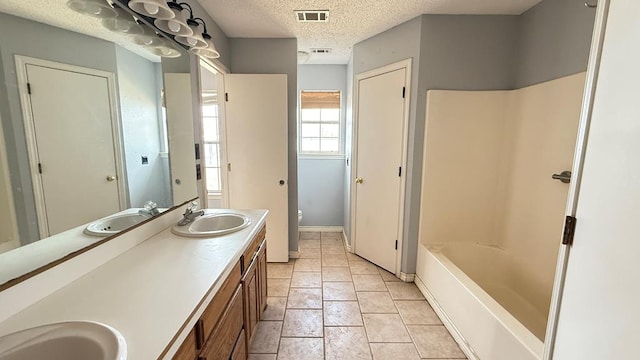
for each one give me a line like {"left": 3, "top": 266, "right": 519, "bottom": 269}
{"left": 187, "top": 201, "right": 199, "bottom": 211}
{"left": 143, "top": 201, "right": 158, "bottom": 210}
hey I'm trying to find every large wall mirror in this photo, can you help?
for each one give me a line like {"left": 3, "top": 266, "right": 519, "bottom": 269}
{"left": 0, "top": 0, "right": 199, "bottom": 287}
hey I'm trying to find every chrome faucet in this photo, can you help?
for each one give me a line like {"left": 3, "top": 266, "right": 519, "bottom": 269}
{"left": 177, "top": 202, "right": 205, "bottom": 226}
{"left": 138, "top": 201, "right": 160, "bottom": 217}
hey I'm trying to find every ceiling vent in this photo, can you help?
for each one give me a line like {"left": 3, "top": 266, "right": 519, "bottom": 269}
{"left": 310, "top": 48, "right": 331, "bottom": 54}
{"left": 295, "top": 10, "right": 329, "bottom": 23}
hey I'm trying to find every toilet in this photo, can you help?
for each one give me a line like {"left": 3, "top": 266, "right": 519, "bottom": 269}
{"left": 298, "top": 210, "right": 302, "bottom": 224}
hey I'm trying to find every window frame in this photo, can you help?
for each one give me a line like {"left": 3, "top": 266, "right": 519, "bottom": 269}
{"left": 298, "top": 90, "right": 343, "bottom": 156}
{"left": 202, "top": 102, "right": 222, "bottom": 196}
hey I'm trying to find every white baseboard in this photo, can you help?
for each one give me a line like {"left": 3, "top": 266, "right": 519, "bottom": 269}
{"left": 414, "top": 276, "right": 479, "bottom": 360}
{"left": 299, "top": 226, "right": 344, "bottom": 232}
{"left": 400, "top": 272, "right": 415, "bottom": 282}
{"left": 342, "top": 229, "right": 353, "bottom": 252}
{"left": 289, "top": 251, "right": 299, "bottom": 259}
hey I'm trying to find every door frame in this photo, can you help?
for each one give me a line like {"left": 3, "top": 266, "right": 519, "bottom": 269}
{"left": 14, "top": 55, "right": 126, "bottom": 238}
{"left": 0, "top": 111, "right": 19, "bottom": 250}
{"left": 349, "top": 59, "right": 412, "bottom": 276}
{"left": 542, "top": 0, "right": 610, "bottom": 358}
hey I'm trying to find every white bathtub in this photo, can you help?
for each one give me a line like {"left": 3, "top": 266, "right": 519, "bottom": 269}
{"left": 415, "top": 243, "right": 544, "bottom": 360}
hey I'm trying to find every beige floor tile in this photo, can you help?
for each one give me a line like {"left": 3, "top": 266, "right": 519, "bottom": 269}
{"left": 321, "top": 232, "right": 342, "bottom": 240}
{"left": 378, "top": 268, "right": 402, "bottom": 282}
{"left": 287, "top": 288, "right": 323, "bottom": 309}
{"left": 299, "top": 232, "right": 321, "bottom": 240}
{"left": 298, "top": 239, "right": 321, "bottom": 250}
{"left": 267, "top": 264, "right": 294, "bottom": 279}
{"left": 369, "top": 343, "right": 421, "bottom": 360}
{"left": 267, "top": 278, "right": 291, "bottom": 297}
{"left": 282, "top": 309, "right": 323, "bottom": 337}
{"left": 346, "top": 252, "right": 365, "bottom": 262}
{"left": 248, "top": 355, "right": 277, "bottom": 360}
{"left": 298, "top": 247, "right": 321, "bottom": 259}
{"left": 324, "top": 327, "right": 372, "bottom": 360}
{"left": 357, "top": 291, "right": 397, "bottom": 313}
{"left": 321, "top": 238, "right": 343, "bottom": 248}
{"left": 323, "top": 281, "right": 357, "bottom": 300}
{"left": 322, "top": 267, "right": 352, "bottom": 282}
{"left": 352, "top": 274, "right": 387, "bottom": 291}
{"left": 395, "top": 300, "right": 442, "bottom": 325}
{"left": 249, "top": 321, "right": 282, "bottom": 353}
{"left": 294, "top": 258, "right": 321, "bottom": 272}
{"left": 262, "top": 297, "right": 287, "bottom": 321}
{"left": 322, "top": 254, "right": 349, "bottom": 267}
{"left": 407, "top": 325, "right": 466, "bottom": 359}
{"left": 290, "top": 271, "right": 322, "bottom": 288}
{"left": 386, "top": 282, "right": 425, "bottom": 300}
{"left": 277, "top": 337, "right": 324, "bottom": 360}
{"left": 321, "top": 245, "right": 346, "bottom": 255}
{"left": 324, "top": 301, "right": 363, "bottom": 326}
{"left": 362, "top": 314, "right": 412, "bottom": 343}
{"left": 350, "top": 261, "right": 380, "bottom": 275}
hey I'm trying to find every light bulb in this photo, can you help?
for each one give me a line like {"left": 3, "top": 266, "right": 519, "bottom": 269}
{"left": 85, "top": 4, "right": 102, "bottom": 15}
{"left": 187, "top": 37, "right": 197, "bottom": 46}
{"left": 143, "top": 3, "right": 159, "bottom": 15}
{"left": 168, "top": 20, "right": 181, "bottom": 32}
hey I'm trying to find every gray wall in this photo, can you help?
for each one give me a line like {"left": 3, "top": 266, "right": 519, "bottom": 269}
{"left": 297, "top": 64, "right": 347, "bottom": 226}
{"left": 229, "top": 38, "right": 299, "bottom": 252}
{"left": 516, "top": 0, "right": 597, "bottom": 88}
{"left": 349, "top": 0, "right": 594, "bottom": 273}
{"left": 116, "top": 46, "right": 171, "bottom": 208}
{"left": 0, "top": 13, "right": 119, "bottom": 244}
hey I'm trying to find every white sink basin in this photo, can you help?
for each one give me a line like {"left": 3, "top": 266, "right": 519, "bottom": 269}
{"left": 171, "top": 212, "right": 251, "bottom": 238}
{"left": 0, "top": 321, "right": 126, "bottom": 360}
{"left": 84, "top": 213, "right": 150, "bottom": 237}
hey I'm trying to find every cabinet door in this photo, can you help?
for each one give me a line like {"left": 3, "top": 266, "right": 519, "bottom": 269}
{"left": 231, "top": 329, "right": 247, "bottom": 360}
{"left": 257, "top": 242, "right": 268, "bottom": 315}
{"left": 242, "top": 259, "right": 259, "bottom": 343}
{"left": 200, "top": 286, "right": 244, "bottom": 360}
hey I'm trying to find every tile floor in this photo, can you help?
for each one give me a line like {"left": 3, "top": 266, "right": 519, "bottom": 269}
{"left": 249, "top": 231, "right": 467, "bottom": 360}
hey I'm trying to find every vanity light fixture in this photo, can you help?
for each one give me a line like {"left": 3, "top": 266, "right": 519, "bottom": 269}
{"left": 154, "top": 2, "right": 192, "bottom": 36}
{"left": 67, "top": 0, "right": 117, "bottom": 19}
{"left": 128, "top": 0, "right": 174, "bottom": 20}
{"left": 102, "top": 6, "right": 144, "bottom": 35}
{"left": 192, "top": 32, "right": 220, "bottom": 59}
{"left": 133, "top": 23, "right": 166, "bottom": 47}
{"left": 174, "top": 9, "right": 208, "bottom": 49}
{"left": 148, "top": 37, "right": 182, "bottom": 58}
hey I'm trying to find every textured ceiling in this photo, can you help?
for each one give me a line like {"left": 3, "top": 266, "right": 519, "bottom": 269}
{"left": 0, "top": 0, "right": 162, "bottom": 62}
{"left": 197, "top": 0, "right": 543, "bottom": 64}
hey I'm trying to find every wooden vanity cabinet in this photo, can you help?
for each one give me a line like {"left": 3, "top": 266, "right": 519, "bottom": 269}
{"left": 171, "top": 226, "right": 267, "bottom": 360}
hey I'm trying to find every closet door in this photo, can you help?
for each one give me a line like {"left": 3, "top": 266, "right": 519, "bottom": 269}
{"left": 224, "top": 74, "right": 288, "bottom": 262}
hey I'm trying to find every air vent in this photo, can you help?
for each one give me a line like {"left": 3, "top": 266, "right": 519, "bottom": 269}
{"left": 295, "top": 10, "right": 329, "bottom": 22}
{"left": 310, "top": 48, "right": 331, "bottom": 54}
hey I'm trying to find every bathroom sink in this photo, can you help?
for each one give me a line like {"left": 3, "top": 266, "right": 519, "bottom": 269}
{"left": 0, "top": 321, "right": 126, "bottom": 360}
{"left": 84, "top": 213, "right": 150, "bottom": 237}
{"left": 171, "top": 213, "right": 251, "bottom": 238}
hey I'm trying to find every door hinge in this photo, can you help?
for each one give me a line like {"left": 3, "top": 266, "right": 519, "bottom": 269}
{"left": 395, "top": 240, "right": 398, "bottom": 250}
{"left": 38, "top": 163, "right": 42, "bottom": 174}
{"left": 227, "top": 163, "right": 231, "bottom": 172}
{"left": 562, "top": 215, "right": 577, "bottom": 246}
{"left": 27, "top": 83, "right": 32, "bottom": 95}
{"left": 225, "top": 92, "right": 229, "bottom": 102}
{"left": 402, "top": 86, "right": 405, "bottom": 98}
{"left": 398, "top": 166, "right": 402, "bottom": 177}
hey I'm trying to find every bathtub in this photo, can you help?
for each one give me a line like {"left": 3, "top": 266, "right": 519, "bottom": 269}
{"left": 415, "top": 243, "right": 545, "bottom": 360}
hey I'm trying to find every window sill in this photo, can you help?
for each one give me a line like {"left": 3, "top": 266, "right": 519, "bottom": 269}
{"left": 298, "top": 154, "right": 345, "bottom": 160}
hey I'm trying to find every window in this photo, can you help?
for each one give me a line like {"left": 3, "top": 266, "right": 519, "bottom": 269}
{"left": 299, "top": 91, "right": 341, "bottom": 154}
{"left": 202, "top": 101, "right": 221, "bottom": 194}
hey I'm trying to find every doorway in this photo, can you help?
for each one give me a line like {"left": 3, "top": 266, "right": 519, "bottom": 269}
{"left": 16, "top": 56, "right": 124, "bottom": 238}
{"left": 351, "top": 59, "right": 411, "bottom": 274}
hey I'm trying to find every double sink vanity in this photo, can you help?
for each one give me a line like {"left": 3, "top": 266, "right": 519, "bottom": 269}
{"left": 0, "top": 206, "right": 269, "bottom": 360}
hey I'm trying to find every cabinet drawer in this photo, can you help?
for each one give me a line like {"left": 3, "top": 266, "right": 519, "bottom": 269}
{"left": 231, "top": 329, "right": 247, "bottom": 360}
{"left": 242, "top": 226, "right": 266, "bottom": 273}
{"left": 199, "top": 261, "right": 242, "bottom": 348}
{"left": 172, "top": 328, "right": 197, "bottom": 360}
{"left": 201, "top": 285, "right": 245, "bottom": 360}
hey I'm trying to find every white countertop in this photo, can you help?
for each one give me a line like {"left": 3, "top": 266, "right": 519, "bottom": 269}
{"left": 0, "top": 208, "right": 268, "bottom": 359}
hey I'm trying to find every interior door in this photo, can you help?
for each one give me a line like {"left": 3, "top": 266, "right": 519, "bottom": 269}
{"left": 25, "top": 64, "right": 121, "bottom": 236}
{"left": 552, "top": 1, "right": 639, "bottom": 358}
{"left": 353, "top": 68, "right": 407, "bottom": 273}
{"left": 224, "top": 74, "right": 288, "bottom": 262}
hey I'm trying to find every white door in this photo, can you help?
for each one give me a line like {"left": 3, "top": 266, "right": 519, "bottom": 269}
{"left": 552, "top": 1, "right": 639, "bottom": 359}
{"left": 23, "top": 63, "right": 121, "bottom": 236}
{"left": 353, "top": 64, "right": 409, "bottom": 273}
{"left": 224, "top": 74, "right": 289, "bottom": 262}
{"left": 164, "top": 73, "right": 198, "bottom": 205}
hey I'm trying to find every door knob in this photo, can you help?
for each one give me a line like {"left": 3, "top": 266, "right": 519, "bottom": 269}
{"left": 106, "top": 175, "right": 116, "bottom": 181}
{"left": 279, "top": 180, "right": 285, "bottom": 186}
{"left": 355, "top": 177, "right": 364, "bottom": 184}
